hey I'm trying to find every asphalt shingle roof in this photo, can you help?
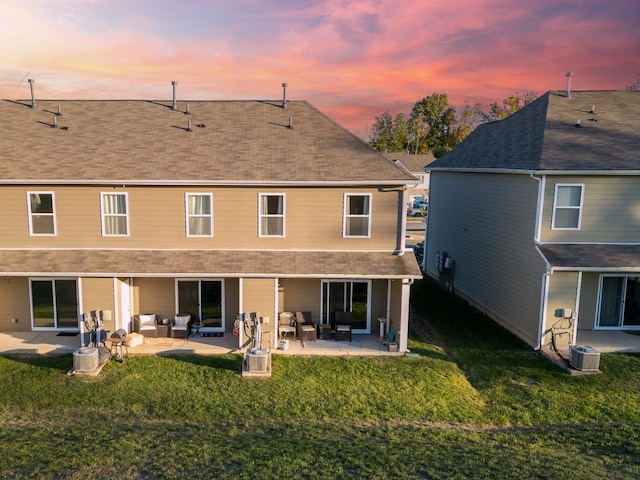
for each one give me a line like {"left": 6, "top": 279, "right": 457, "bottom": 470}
{"left": 0, "top": 249, "right": 423, "bottom": 278}
{"left": 0, "top": 99, "right": 416, "bottom": 184}
{"left": 384, "top": 153, "right": 436, "bottom": 173}
{"left": 428, "top": 90, "right": 640, "bottom": 172}
{"left": 538, "top": 244, "right": 640, "bottom": 270}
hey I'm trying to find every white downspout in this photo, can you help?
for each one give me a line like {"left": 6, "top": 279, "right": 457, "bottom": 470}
{"left": 573, "top": 272, "right": 582, "bottom": 346}
{"left": 537, "top": 265, "right": 552, "bottom": 351}
{"left": 399, "top": 187, "right": 408, "bottom": 254}
{"left": 531, "top": 173, "right": 547, "bottom": 350}
{"left": 530, "top": 173, "right": 545, "bottom": 244}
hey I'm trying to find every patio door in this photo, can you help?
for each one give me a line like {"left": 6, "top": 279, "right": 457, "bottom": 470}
{"left": 30, "top": 278, "right": 79, "bottom": 330}
{"left": 597, "top": 275, "right": 640, "bottom": 329}
{"left": 321, "top": 280, "right": 370, "bottom": 334}
{"left": 177, "top": 279, "right": 224, "bottom": 332}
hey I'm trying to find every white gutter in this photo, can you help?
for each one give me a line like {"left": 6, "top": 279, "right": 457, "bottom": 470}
{"left": 428, "top": 168, "right": 640, "bottom": 176}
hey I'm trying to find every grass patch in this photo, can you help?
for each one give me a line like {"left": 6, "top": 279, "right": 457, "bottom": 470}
{"left": 0, "top": 277, "right": 639, "bottom": 478}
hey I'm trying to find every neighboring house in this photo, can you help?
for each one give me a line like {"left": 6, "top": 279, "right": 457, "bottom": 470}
{"left": 0, "top": 93, "right": 421, "bottom": 352}
{"left": 386, "top": 153, "right": 435, "bottom": 206}
{"left": 425, "top": 90, "right": 640, "bottom": 349}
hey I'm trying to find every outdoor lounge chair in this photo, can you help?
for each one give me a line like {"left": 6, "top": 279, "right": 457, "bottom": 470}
{"left": 171, "top": 313, "right": 191, "bottom": 338}
{"left": 135, "top": 314, "right": 158, "bottom": 337}
{"left": 334, "top": 311, "right": 352, "bottom": 342}
{"left": 296, "top": 311, "right": 317, "bottom": 342}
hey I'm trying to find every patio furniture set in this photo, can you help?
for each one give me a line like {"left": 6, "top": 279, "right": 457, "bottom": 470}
{"left": 134, "top": 313, "right": 193, "bottom": 339}
{"left": 278, "top": 311, "right": 352, "bottom": 343}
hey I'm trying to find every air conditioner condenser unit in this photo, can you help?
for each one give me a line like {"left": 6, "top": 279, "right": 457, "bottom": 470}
{"left": 569, "top": 345, "right": 600, "bottom": 371}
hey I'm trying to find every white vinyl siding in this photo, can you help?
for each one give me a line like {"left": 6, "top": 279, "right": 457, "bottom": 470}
{"left": 185, "top": 193, "right": 213, "bottom": 237}
{"left": 425, "top": 172, "right": 546, "bottom": 347}
{"left": 258, "top": 193, "right": 285, "bottom": 237}
{"left": 101, "top": 192, "right": 129, "bottom": 236}
{"left": 552, "top": 184, "right": 584, "bottom": 230}
{"left": 542, "top": 176, "right": 640, "bottom": 244}
{"left": 343, "top": 193, "right": 371, "bottom": 237}
{"left": 27, "top": 191, "right": 56, "bottom": 236}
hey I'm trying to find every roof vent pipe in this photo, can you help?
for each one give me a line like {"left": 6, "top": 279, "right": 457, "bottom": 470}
{"left": 288, "top": 116, "right": 293, "bottom": 129}
{"left": 52, "top": 115, "right": 57, "bottom": 128}
{"left": 185, "top": 103, "right": 190, "bottom": 115}
{"left": 171, "top": 81, "right": 178, "bottom": 110}
{"left": 590, "top": 105, "right": 596, "bottom": 114}
{"left": 28, "top": 78, "right": 36, "bottom": 109}
{"left": 282, "top": 82, "right": 287, "bottom": 109}
{"left": 57, "top": 104, "right": 62, "bottom": 116}
{"left": 565, "top": 72, "right": 573, "bottom": 99}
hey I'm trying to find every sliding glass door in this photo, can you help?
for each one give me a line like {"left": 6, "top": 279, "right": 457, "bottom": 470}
{"left": 177, "top": 279, "right": 224, "bottom": 332}
{"left": 321, "top": 280, "right": 370, "bottom": 334}
{"left": 31, "top": 278, "right": 79, "bottom": 330}
{"left": 597, "top": 275, "right": 640, "bottom": 329}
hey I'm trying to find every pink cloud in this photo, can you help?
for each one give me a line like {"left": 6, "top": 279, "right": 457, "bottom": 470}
{"left": 1, "top": 0, "right": 638, "bottom": 135}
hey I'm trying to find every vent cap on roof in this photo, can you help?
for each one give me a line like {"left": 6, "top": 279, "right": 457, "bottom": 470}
{"left": 565, "top": 72, "right": 573, "bottom": 99}
{"left": 171, "top": 81, "right": 178, "bottom": 110}
{"left": 28, "top": 78, "right": 36, "bottom": 109}
{"left": 282, "top": 82, "right": 288, "bottom": 109}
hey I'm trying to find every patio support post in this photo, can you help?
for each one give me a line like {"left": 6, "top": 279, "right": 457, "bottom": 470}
{"left": 399, "top": 278, "right": 412, "bottom": 352}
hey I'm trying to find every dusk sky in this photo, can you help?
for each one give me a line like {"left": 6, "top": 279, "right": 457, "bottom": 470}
{"left": 1, "top": 0, "right": 639, "bottom": 136}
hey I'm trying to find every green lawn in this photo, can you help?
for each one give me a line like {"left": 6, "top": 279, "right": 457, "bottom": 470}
{"left": 1, "top": 278, "right": 639, "bottom": 479}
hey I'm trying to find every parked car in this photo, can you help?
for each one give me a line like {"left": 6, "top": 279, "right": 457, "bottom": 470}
{"left": 413, "top": 201, "right": 429, "bottom": 210}
{"left": 407, "top": 207, "right": 424, "bottom": 217}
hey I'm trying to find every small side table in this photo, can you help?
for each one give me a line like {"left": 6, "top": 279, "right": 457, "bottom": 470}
{"left": 191, "top": 322, "right": 203, "bottom": 337}
{"left": 156, "top": 324, "right": 169, "bottom": 338}
{"left": 317, "top": 323, "right": 332, "bottom": 340}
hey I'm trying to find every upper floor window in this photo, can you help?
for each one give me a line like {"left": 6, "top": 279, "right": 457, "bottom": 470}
{"left": 344, "top": 193, "right": 371, "bottom": 237}
{"left": 101, "top": 192, "right": 129, "bottom": 236}
{"left": 186, "top": 193, "right": 213, "bottom": 237}
{"left": 27, "top": 191, "right": 56, "bottom": 235}
{"left": 552, "top": 184, "right": 584, "bottom": 230}
{"left": 259, "top": 193, "right": 285, "bottom": 237}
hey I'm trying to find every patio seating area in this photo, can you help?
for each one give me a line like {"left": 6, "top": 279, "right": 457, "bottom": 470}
{"left": 0, "top": 330, "right": 403, "bottom": 357}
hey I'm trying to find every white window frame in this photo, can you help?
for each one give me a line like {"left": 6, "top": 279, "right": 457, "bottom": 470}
{"left": 30, "top": 277, "right": 80, "bottom": 331}
{"left": 100, "top": 192, "right": 130, "bottom": 237}
{"left": 185, "top": 193, "right": 214, "bottom": 237}
{"left": 343, "top": 193, "right": 372, "bottom": 238}
{"left": 552, "top": 184, "right": 584, "bottom": 230}
{"left": 27, "top": 191, "right": 57, "bottom": 236}
{"left": 258, "top": 193, "right": 286, "bottom": 237}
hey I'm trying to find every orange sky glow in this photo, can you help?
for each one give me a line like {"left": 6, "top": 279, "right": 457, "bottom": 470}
{"left": 1, "top": 0, "right": 639, "bottom": 137}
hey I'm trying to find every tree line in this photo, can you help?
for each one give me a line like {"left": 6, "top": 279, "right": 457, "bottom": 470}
{"left": 368, "top": 91, "right": 537, "bottom": 157}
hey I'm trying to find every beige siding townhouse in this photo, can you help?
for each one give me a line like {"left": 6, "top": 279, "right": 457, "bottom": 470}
{"left": 425, "top": 90, "right": 640, "bottom": 349}
{"left": 0, "top": 93, "right": 422, "bottom": 352}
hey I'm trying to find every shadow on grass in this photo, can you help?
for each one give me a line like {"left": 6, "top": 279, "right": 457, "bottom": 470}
{"left": 0, "top": 353, "right": 73, "bottom": 373}
{"left": 409, "top": 277, "right": 560, "bottom": 377}
{"left": 162, "top": 353, "right": 243, "bottom": 373}
{"left": 0, "top": 352, "right": 244, "bottom": 376}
